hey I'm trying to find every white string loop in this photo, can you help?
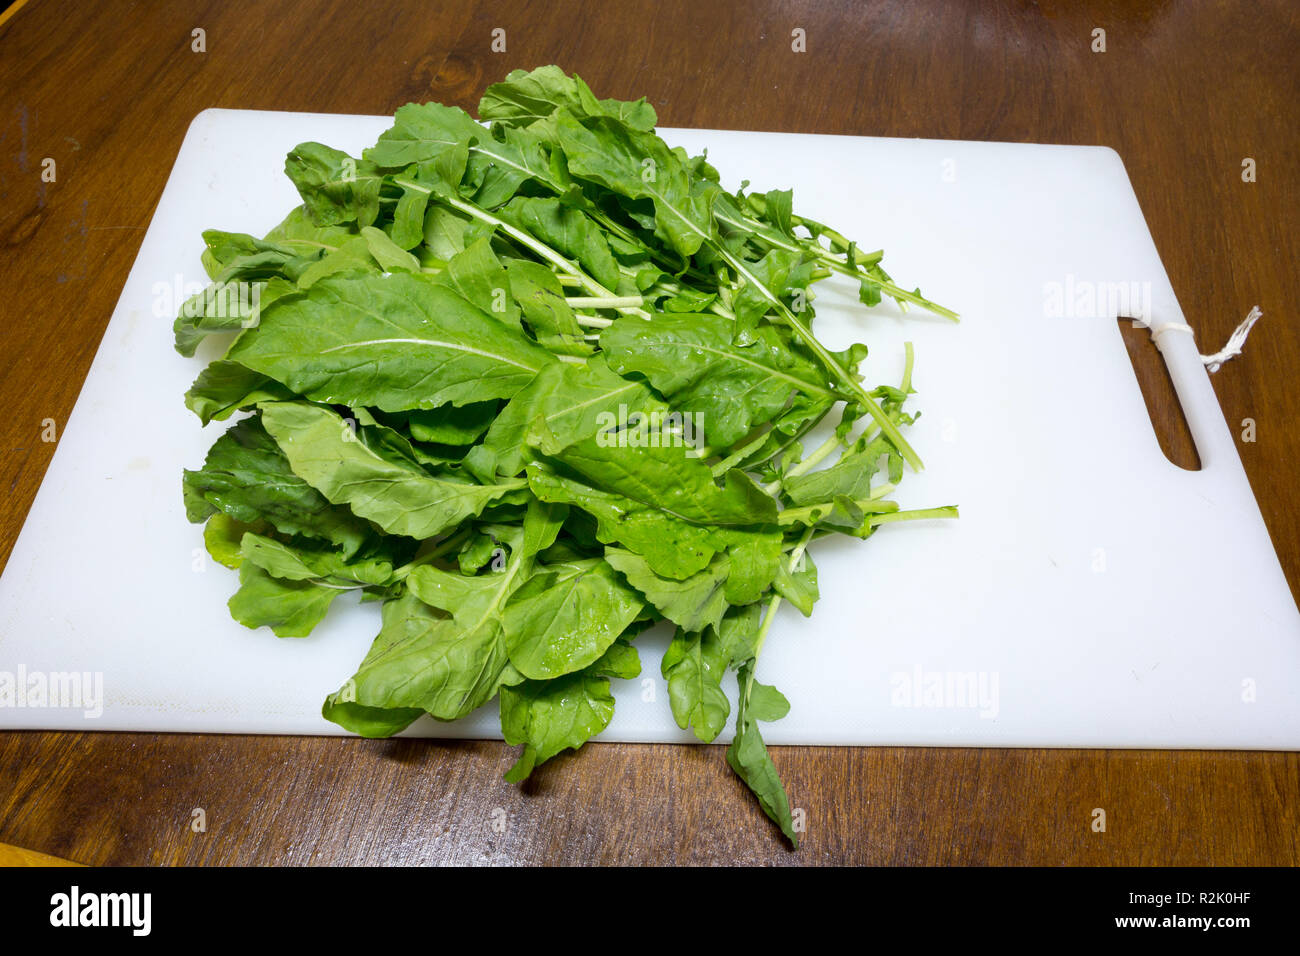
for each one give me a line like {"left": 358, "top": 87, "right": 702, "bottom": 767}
{"left": 1136, "top": 306, "right": 1262, "bottom": 373}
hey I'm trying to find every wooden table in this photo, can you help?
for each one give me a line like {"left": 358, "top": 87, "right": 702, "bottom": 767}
{"left": 1, "top": 0, "right": 1296, "bottom": 866}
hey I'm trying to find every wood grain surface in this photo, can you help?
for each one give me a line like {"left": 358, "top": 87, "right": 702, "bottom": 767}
{"left": 0, "top": 840, "right": 80, "bottom": 867}
{"left": 1, "top": 0, "right": 1296, "bottom": 866}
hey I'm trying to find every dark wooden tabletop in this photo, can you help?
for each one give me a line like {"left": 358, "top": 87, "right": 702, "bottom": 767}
{"left": 1, "top": 0, "right": 1297, "bottom": 866}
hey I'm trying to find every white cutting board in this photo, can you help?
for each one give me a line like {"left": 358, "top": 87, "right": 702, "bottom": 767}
{"left": 2, "top": 108, "right": 1297, "bottom": 750}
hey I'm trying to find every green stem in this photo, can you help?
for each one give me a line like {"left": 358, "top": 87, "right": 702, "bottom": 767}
{"left": 791, "top": 214, "right": 860, "bottom": 255}
{"left": 761, "top": 431, "right": 839, "bottom": 496}
{"left": 866, "top": 505, "right": 959, "bottom": 526}
{"left": 711, "top": 425, "right": 774, "bottom": 477}
{"left": 764, "top": 342, "right": 912, "bottom": 492}
{"left": 392, "top": 527, "right": 472, "bottom": 579}
{"left": 741, "top": 196, "right": 868, "bottom": 258}
{"left": 394, "top": 177, "right": 652, "bottom": 320}
{"left": 717, "top": 209, "right": 957, "bottom": 321}
{"left": 646, "top": 276, "right": 737, "bottom": 320}
{"left": 785, "top": 432, "right": 841, "bottom": 478}
{"left": 468, "top": 142, "right": 700, "bottom": 285}
{"left": 565, "top": 295, "right": 646, "bottom": 309}
{"left": 749, "top": 596, "right": 783, "bottom": 673}
{"left": 717, "top": 202, "right": 961, "bottom": 321}
{"left": 714, "top": 244, "right": 924, "bottom": 471}
{"left": 746, "top": 528, "right": 815, "bottom": 676}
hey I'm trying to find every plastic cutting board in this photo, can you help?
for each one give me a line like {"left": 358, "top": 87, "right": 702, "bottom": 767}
{"left": 1, "top": 108, "right": 1297, "bottom": 748}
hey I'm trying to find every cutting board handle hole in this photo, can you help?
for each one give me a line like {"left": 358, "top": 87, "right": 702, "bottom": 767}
{"left": 1117, "top": 317, "right": 1202, "bottom": 471}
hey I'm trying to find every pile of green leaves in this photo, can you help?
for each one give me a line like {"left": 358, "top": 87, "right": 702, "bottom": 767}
{"left": 176, "top": 66, "right": 957, "bottom": 846}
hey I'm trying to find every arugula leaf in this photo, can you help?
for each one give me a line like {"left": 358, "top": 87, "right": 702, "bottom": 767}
{"left": 226, "top": 270, "right": 555, "bottom": 411}
{"left": 479, "top": 65, "right": 657, "bottom": 132}
{"left": 662, "top": 603, "right": 762, "bottom": 744}
{"left": 183, "top": 415, "right": 372, "bottom": 556}
{"left": 762, "top": 188, "right": 795, "bottom": 239}
{"left": 505, "top": 259, "right": 591, "bottom": 357}
{"left": 600, "top": 311, "right": 832, "bottom": 447}
{"left": 544, "top": 435, "right": 778, "bottom": 527}
{"left": 727, "top": 662, "right": 799, "bottom": 846}
{"left": 772, "top": 549, "right": 820, "bottom": 616}
{"left": 364, "top": 102, "right": 482, "bottom": 177}
{"left": 661, "top": 627, "right": 731, "bottom": 742}
{"left": 184, "top": 360, "right": 294, "bottom": 425}
{"left": 227, "top": 561, "right": 343, "bottom": 638}
{"left": 466, "top": 354, "right": 658, "bottom": 480}
{"left": 197, "top": 230, "right": 323, "bottom": 284}
{"left": 464, "top": 124, "right": 557, "bottom": 210}
{"left": 285, "top": 142, "right": 383, "bottom": 227}
{"left": 203, "top": 513, "right": 264, "bottom": 570}
{"left": 262, "top": 204, "right": 358, "bottom": 253}
{"left": 784, "top": 433, "right": 893, "bottom": 506}
{"left": 401, "top": 401, "right": 498, "bottom": 446}
{"left": 499, "top": 670, "right": 617, "bottom": 783}
{"left": 723, "top": 531, "right": 784, "bottom": 605}
{"left": 457, "top": 531, "right": 503, "bottom": 574}
{"left": 259, "top": 401, "right": 526, "bottom": 540}
{"left": 502, "top": 557, "right": 643, "bottom": 679}
{"left": 586, "top": 637, "right": 643, "bottom": 679}
{"left": 555, "top": 111, "right": 719, "bottom": 257}
{"left": 497, "top": 196, "right": 622, "bottom": 291}
{"left": 173, "top": 275, "right": 300, "bottom": 358}
{"left": 604, "top": 548, "right": 730, "bottom": 634}
{"left": 728, "top": 247, "right": 810, "bottom": 345}
{"left": 293, "top": 228, "right": 421, "bottom": 289}
{"left": 434, "top": 235, "right": 522, "bottom": 330}
{"left": 238, "top": 532, "right": 397, "bottom": 587}
{"left": 320, "top": 695, "right": 424, "bottom": 738}
{"left": 330, "top": 589, "right": 507, "bottom": 720}
{"left": 332, "top": 499, "right": 563, "bottom": 721}
{"left": 421, "top": 204, "right": 474, "bottom": 261}
{"left": 526, "top": 464, "right": 768, "bottom": 580}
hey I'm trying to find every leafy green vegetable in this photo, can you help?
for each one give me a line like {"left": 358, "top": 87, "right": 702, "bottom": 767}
{"left": 203, "top": 513, "right": 264, "bottom": 569}
{"left": 728, "top": 662, "right": 799, "bottom": 846}
{"left": 402, "top": 402, "right": 498, "bottom": 446}
{"left": 467, "top": 355, "right": 659, "bottom": 480}
{"left": 182, "top": 415, "right": 373, "bottom": 556}
{"left": 176, "top": 65, "right": 958, "bottom": 847}
{"left": 499, "top": 670, "right": 617, "bottom": 783}
{"left": 226, "top": 266, "right": 555, "bottom": 412}
{"left": 600, "top": 312, "right": 832, "bottom": 447}
{"left": 259, "top": 401, "right": 525, "bottom": 540}
{"left": 662, "top": 627, "right": 732, "bottom": 742}
{"left": 502, "top": 557, "right": 643, "bottom": 679}
{"left": 526, "top": 463, "right": 749, "bottom": 579}
{"left": 238, "top": 532, "right": 397, "bottom": 587}
{"left": 330, "top": 588, "right": 509, "bottom": 721}
{"left": 285, "top": 142, "right": 383, "bottom": 227}
{"left": 480, "top": 65, "right": 658, "bottom": 133}
{"left": 184, "top": 360, "right": 296, "bottom": 426}
{"left": 605, "top": 548, "right": 731, "bottom": 634}
{"left": 227, "top": 561, "right": 344, "bottom": 638}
